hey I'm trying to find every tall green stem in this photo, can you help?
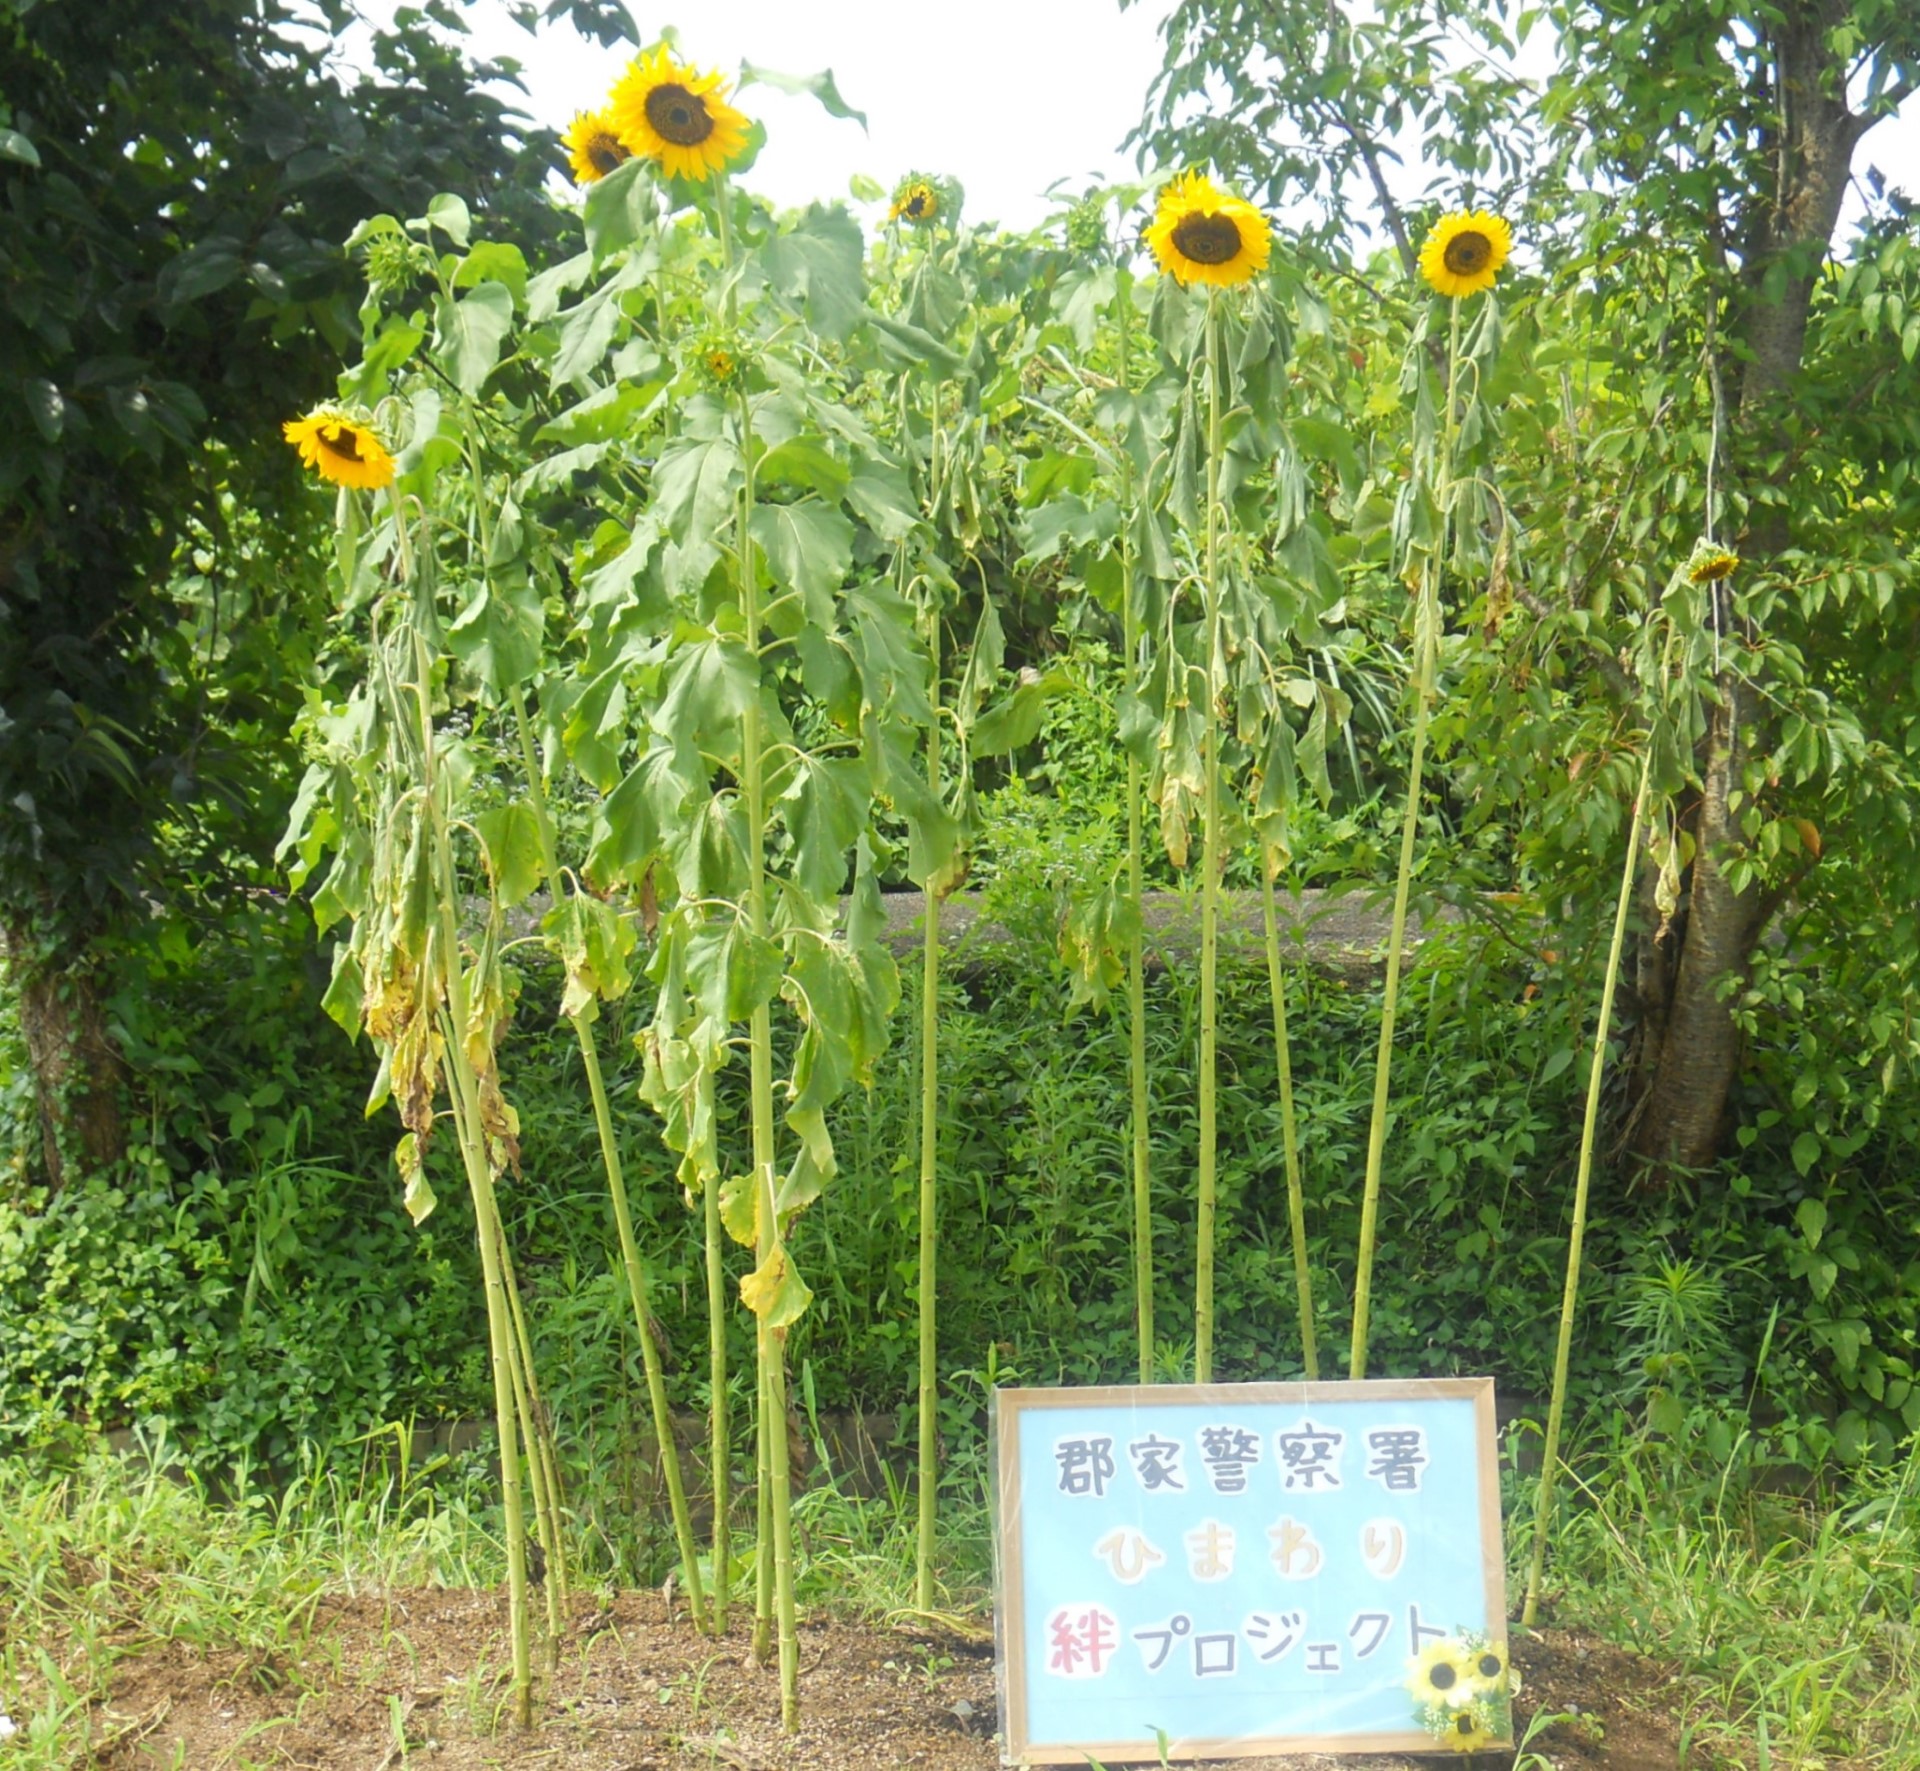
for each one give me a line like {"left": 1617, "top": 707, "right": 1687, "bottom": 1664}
{"left": 703, "top": 1128, "right": 730, "bottom": 1633}
{"left": 505, "top": 688, "right": 710, "bottom": 1634}
{"left": 407, "top": 622, "right": 531, "bottom": 1725}
{"left": 495, "top": 1220, "right": 565, "bottom": 1661}
{"left": 1523, "top": 746, "right": 1653, "bottom": 1626}
{"left": 915, "top": 604, "right": 941, "bottom": 1613}
{"left": 1350, "top": 297, "right": 1461, "bottom": 1380}
{"left": 1116, "top": 270, "right": 1155, "bottom": 1386}
{"left": 1195, "top": 292, "right": 1225, "bottom": 1383}
{"left": 1262, "top": 865, "right": 1319, "bottom": 1377}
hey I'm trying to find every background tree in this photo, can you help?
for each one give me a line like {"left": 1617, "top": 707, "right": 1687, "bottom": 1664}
{"left": 0, "top": 0, "right": 610, "bottom": 1189}
{"left": 1132, "top": 0, "right": 1920, "bottom": 1180}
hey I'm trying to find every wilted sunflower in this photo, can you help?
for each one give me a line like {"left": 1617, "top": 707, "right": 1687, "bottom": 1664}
{"left": 1407, "top": 1637, "right": 1478, "bottom": 1708}
{"left": 1418, "top": 209, "right": 1513, "bottom": 298}
{"left": 608, "top": 45, "right": 750, "bottom": 182}
{"left": 1687, "top": 541, "right": 1740, "bottom": 584}
{"left": 1440, "top": 1705, "right": 1498, "bottom": 1754}
{"left": 563, "top": 109, "right": 631, "bottom": 185}
{"left": 283, "top": 407, "right": 394, "bottom": 490}
{"left": 888, "top": 176, "right": 940, "bottom": 226}
{"left": 1145, "top": 172, "right": 1271, "bottom": 290}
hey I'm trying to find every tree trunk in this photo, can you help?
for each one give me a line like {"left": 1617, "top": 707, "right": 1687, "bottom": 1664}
{"left": 3, "top": 918, "right": 126, "bottom": 1190}
{"left": 1626, "top": 0, "right": 1869, "bottom": 1180}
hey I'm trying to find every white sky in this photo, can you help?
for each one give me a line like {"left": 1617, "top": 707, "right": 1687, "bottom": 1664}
{"left": 346, "top": 1, "right": 1916, "bottom": 240}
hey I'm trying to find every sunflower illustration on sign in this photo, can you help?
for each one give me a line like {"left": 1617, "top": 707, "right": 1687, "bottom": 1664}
{"left": 1145, "top": 171, "right": 1271, "bottom": 289}
{"left": 609, "top": 44, "right": 751, "bottom": 182}
{"left": 1407, "top": 1629, "right": 1519, "bottom": 1752}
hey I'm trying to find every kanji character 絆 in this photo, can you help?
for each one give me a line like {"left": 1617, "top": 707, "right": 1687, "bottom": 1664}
{"left": 1348, "top": 1610, "right": 1393, "bottom": 1659}
{"left": 1047, "top": 1605, "right": 1119, "bottom": 1678}
{"left": 1185, "top": 1518, "right": 1236, "bottom": 1581}
{"left": 1132, "top": 1612, "right": 1192, "bottom": 1674}
{"left": 1364, "top": 1426, "right": 1429, "bottom": 1492}
{"left": 1054, "top": 1436, "right": 1117, "bottom": 1497}
{"left": 1128, "top": 1433, "right": 1186, "bottom": 1492}
{"left": 1275, "top": 1418, "right": 1345, "bottom": 1490}
{"left": 1243, "top": 1610, "right": 1304, "bottom": 1663}
{"left": 1361, "top": 1518, "right": 1407, "bottom": 1579}
{"left": 1193, "top": 1632, "right": 1238, "bottom": 1678}
{"left": 1267, "top": 1514, "right": 1324, "bottom": 1579}
{"left": 1198, "top": 1424, "right": 1262, "bottom": 1493}
{"left": 1092, "top": 1527, "right": 1166, "bottom": 1585}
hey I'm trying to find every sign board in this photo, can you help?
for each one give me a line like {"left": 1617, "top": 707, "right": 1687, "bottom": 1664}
{"left": 993, "top": 1379, "right": 1512, "bottom": 1764}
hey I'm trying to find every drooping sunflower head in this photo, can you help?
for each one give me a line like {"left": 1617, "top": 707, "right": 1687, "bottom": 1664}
{"left": 1687, "top": 540, "right": 1740, "bottom": 584}
{"left": 1145, "top": 172, "right": 1272, "bottom": 290}
{"left": 1441, "top": 1704, "right": 1498, "bottom": 1754}
{"left": 1407, "top": 1638, "right": 1478, "bottom": 1708}
{"left": 608, "top": 44, "right": 751, "bottom": 183}
{"left": 1418, "top": 209, "right": 1514, "bottom": 298}
{"left": 282, "top": 406, "right": 394, "bottom": 491}
{"left": 888, "top": 175, "right": 942, "bottom": 227}
{"left": 563, "top": 108, "right": 632, "bottom": 185}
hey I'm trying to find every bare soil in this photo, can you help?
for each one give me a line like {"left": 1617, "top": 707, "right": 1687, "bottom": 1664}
{"left": 81, "top": 1586, "right": 1716, "bottom": 1770}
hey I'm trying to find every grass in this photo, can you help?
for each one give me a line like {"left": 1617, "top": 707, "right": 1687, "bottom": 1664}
{"left": 3, "top": 1422, "right": 1917, "bottom": 1768}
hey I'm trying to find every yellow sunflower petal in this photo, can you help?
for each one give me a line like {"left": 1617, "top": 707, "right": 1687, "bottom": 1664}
{"left": 1146, "top": 171, "right": 1271, "bottom": 290}
{"left": 1418, "top": 209, "right": 1513, "bottom": 298}
{"left": 608, "top": 45, "right": 751, "bottom": 184}
{"left": 282, "top": 408, "right": 394, "bottom": 491}
{"left": 1687, "top": 542, "right": 1740, "bottom": 584}
{"left": 1464, "top": 1639, "right": 1512, "bottom": 1696}
{"left": 888, "top": 179, "right": 940, "bottom": 226}
{"left": 1442, "top": 1704, "right": 1499, "bottom": 1753}
{"left": 563, "top": 109, "right": 631, "bottom": 185}
{"left": 1407, "top": 1637, "right": 1478, "bottom": 1708}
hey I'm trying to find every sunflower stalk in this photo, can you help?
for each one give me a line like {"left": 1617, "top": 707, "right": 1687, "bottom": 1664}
{"left": 1114, "top": 262, "right": 1156, "bottom": 1387}
{"left": 495, "top": 570, "right": 712, "bottom": 1633}
{"left": 1262, "top": 859, "right": 1318, "bottom": 1378}
{"left": 1522, "top": 734, "right": 1656, "bottom": 1625}
{"left": 1195, "top": 290, "right": 1225, "bottom": 1383}
{"left": 495, "top": 1218, "right": 566, "bottom": 1661}
{"left": 1349, "top": 295, "right": 1462, "bottom": 1380}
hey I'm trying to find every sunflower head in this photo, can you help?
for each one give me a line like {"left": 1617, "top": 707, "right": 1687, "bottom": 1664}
{"left": 1145, "top": 172, "right": 1272, "bottom": 290}
{"left": 1064, "top": 194, "right": 1109, "bottom": 254}
{"left": 608, "top": 45, "right": 751, "bottom": 183}
{"left": 1687, "top": 541, "right": 1740, "bottom": 584}
{"left": 887, "top": 174, "right": 946, "bottom": 228}
{"left": 362, "top": 231, "right": 436, "bottom": 296}
{"left": 283, "top": 406, "right": 395, "bottom": 491}
{"left": 563, "top": 109, "right": 632, "bottom": 185}
{"left": 1465, "top": 1639, "right": 1511, "bottom": 1695}
{"left": 699, "top": 339, "right": 745, "bottom": 389}
{"left": 1418, "top": 209, "right": 1514, "bottom": 298}
{"left": 1407, "top": 1637, "right": 1478, "bottom": 1708}
{"left": 1441, "top": 1704, "right": 1498, "bottom": 1754}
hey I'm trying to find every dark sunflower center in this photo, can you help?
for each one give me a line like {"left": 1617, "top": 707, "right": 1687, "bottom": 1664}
{"left": 905, "top": 190, "right": 932, "bottom": 218}
{"left": 1170, "top": 210, "right": 1243, "bottom": 265}
{"left": 322, "top": 423, "right": 364, "bottom": 462}
{"left": 1454, "top": 1715, "right": 1476, "bottom": 1736}
{"left": 1430, "top": 1663, "right": 1458, "bottom": 1691}
{"left": 1443, "top": 230, "right": 1493, "bottom": 275}
{"left": 587, "top": 134, "right": 627, "bottom": 175}
{"left": 1479, "top": 1653, "right": 1503, "bottom": 1678}
{"left": 645, "top": 83, "right": 714, "bottom": 146}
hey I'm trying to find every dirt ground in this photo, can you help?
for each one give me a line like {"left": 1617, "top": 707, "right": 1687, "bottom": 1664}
{"left": 76, "top": 1585, "right": 1720, "bottom": 1771}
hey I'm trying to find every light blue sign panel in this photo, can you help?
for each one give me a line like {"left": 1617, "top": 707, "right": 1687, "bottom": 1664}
{"left": 993, "top": 1380, "right": 1508, "bottom": 1764}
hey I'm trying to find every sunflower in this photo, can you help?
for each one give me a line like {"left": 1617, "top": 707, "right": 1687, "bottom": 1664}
{"left": 703, "top": 348, "right": 739, "bottom": 386}
{"left": 1687, "top": 541, "right": 1740, "bottom": 584}
{"left": 283, "top": 406, "right": 394, "bottom": 491}
{"left": 608, "top": 45, "right": 750, "bottom": 183}
{"left": 1441, "top": 1704, "right": 1499, "bottom": 1753}
{"left": 888, "top": 178, "right": 940, "bottom": 226}
{"left": 563, "top": 109, "right": 631, "bottom": 185}
{"left": 1418, "top": 209, "right": 1514, "bottom": 298}
{"left": 1407, "top": 1637, "right": 1478, "bottom": 1708}
{"left": 1464, "top": 1638, "right": 1513, "bottom": 1696}
{"left": 1145, "top": 172, "right": 1271, "bottom": 290}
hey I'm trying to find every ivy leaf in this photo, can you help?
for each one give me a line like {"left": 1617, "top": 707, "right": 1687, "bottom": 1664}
{"left": 751, "top": 499, "right": 853, "bottom": 624}
{"left": 475, "top": 803, "right": 546, "bottom": 907}
{"left": 432, "top": 282, "right": 514, "bottom": 396}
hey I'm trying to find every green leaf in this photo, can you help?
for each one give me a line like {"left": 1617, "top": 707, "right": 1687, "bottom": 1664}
{"left": 844, "top": 459, "right": 919, "bottom": 542}
{"left": 781, "top": 752, "right": 866, "bottom": 899}
{"left": 445, "top": 576, "right": 544, "bottom": 691}
{"left": 757, "top": 435, "right": 850, "bottom": 499}
{"left": 455, "top": 240, "right": 528, "bottom": 306}
{"left": 651, "top": 435, "right": 743, "bottom": 590}
{"left": 740, "top": 1243, "right": 813, "bottom": 1326}
{"left": 545, "top": 894, "right": 636, "bottom": 1019}
{"left": 22, "top": 378, "right": 63, "bottom": 443}
{"left": 0, "top": 127, "right": 42, "bottom": 167}
{"left": 158, "top": 240, "right": 243, "bottom": 307}
{"left": 971, "top": 669, "right": 1068, "bottom": 756}
{"left": 583, "top": 157, "right": 656, "bottom": 264}
{"left": 738, "top": 62, "right": 868, "bottom": 130}
{"left": 587, "top": 739, "right": 700, "bottom": 887}
{"left": 751, "top": 499, "right": 854, "bottom": 623}
{"left": 864, "top": 311, "right": 966, "bottom": 376}
{"left": 550, "top": 286, "right": 621, "bottom": 390}
{"left": 423, "top": 193, "right": 471, "bottom": 247}
{"left": 475, "top": 803, "right": 546, "bottom": 907}
{"left": 432, "top": 282, "right": 514, "bottom": 396}
{"left": 1795, "top": 1196, "right": 1827, "bottom": 1247}
{"left": 654, "top": 634, "right": 760, "bottom": 756}
{"left": 1791, "top": 1130, "right": 1823, "bottom": 1177}
{"left": 754, "top": 204, "right": 866, "bottom": 340}
{"left": 526, "top": 250, "right": 591, "bottom": 322}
